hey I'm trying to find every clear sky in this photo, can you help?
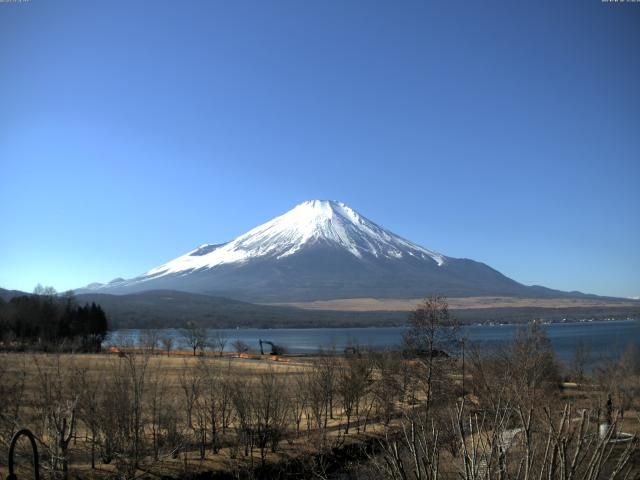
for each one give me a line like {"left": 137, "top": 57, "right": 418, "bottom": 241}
{"left": 0, "top": 0, "right": 638, "bottom": 298}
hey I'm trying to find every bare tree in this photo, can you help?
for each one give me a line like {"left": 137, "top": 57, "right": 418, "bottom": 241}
{"left": 193, "top": 379, "right": 209, "bottom": 460}
{"left": 181, "top": 322, "right": 207, "bottom": 356}
{"left": 316, "top": 350, "right": 337, "bottom": 421}
{"left": 160, "top": 335, "right": 174, "bottom": 356}
{"left": 570, "top": 339, "right": 591, "bottom": 382}
{"left": 306, "top": 367, "right": 327, "bottom": 432}
{"left": 403, "top": 296, "right": 459, "bottom": 412}
{"left": 147, "top": 359, "right": 172, "bottom": 461}
{"left": 77, "top": 367, "right": 102, "bottom": 469}
{"left": 124, "top": 351, "right": 150, "bottom": 472}
{"left": 178, "top": 362, "right": 201, "bottom": 430}
{"left": 209, "top": 330, "right": 228, "bottom": 357}
{"left": 509, "top": 323, "right": 561, "bottom": 411}
{"left": 290, "top": 372, "right": 308, "bottom": 437}
{"left": 196, "top": 358, "right": 225, "bottom": 454}
{"left": 139, "top": 329, "right": 160, "bottom": 354}
{"left": 230, "top": 377, "right": 254, "bottom": 459}
{"left": 233, "top": 339, "right": 250, "bottom": 356}
{"left": 616, "top": 344, "right": 640, "bottom": 417}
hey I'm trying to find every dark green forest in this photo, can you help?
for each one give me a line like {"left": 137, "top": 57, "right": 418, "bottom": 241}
{"left": 0, "top": 286, "right": 108, "bottom": 351}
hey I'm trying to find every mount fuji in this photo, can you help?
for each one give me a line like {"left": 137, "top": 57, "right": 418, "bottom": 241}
{"left": 81, "top": 200, "right": 584, "bottom": 302}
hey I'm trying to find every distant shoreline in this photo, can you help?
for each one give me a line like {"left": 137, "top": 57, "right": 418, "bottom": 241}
{"left": 110, "top": 317, "right": 638, "bottom": 333}
{"left": 3, "top": 287, "right": 639, "bottom": 329}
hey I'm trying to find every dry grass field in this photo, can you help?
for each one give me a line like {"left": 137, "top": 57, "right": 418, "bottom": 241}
{"left": 269, "top": 296, "right": 640, "bottom": 312}
{"left": 1, "top": 319, "right": 639, "bottom": 480}
{"left": 0, "top": 350, "right": 404, "bottom": 479}
{"left": 271, "top": 296, "right": 640, "bottom": 312}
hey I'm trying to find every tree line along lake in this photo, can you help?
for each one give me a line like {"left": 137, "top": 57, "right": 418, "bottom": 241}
{"left": 109, "top": 318, "right": 639, "bottom": 368}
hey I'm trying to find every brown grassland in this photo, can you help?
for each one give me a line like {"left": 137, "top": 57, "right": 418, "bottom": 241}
{"left": 0, "top": 299, "right": 639, "bottom": 480}
{"left": 269, "top": 296, "right": 640, "bottom": 312}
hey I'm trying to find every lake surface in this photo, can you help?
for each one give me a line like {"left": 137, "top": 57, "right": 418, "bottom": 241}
{"left": 109, "top": 319, "right": 639, "bottom": 367}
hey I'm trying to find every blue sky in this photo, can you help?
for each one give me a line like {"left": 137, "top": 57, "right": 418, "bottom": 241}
{"left": 0, "top": 0, "right": 638, "bottom": 297}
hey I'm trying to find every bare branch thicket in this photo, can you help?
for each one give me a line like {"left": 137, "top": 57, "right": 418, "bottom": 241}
{"left": 468, "top": 323, "right": 561, "bottom": 419}
{"left": 307, "top": 355, "right": 336, "bottom": 439}
{"left": 195, "top": 357, "right": 229, "bottom": 455}
{"left": 510, "top": 323, "right": 561, "bottom": 410}
{"left": 32, "top": 354, "right": 79, "bottom": 480}
{"left": 462, "top": 401, "right": 639, "bottom": 480}
{"left": 0, "top": 354, "right": 28, "bottom": 455}
{"left": 100, "top": 350, "right": 151, "bottom": 479}
{"left": 370, "top": 349, "right": 403, "bottom": 426}
{"left": 594, "top": 344, "right": 640, "bottom": 422}
{"left": 373, "top": 319, "right": 638, "bottom": 480}
{"left": 77, "top": 366, "right": 102, "bottom": 469}
{"left": 316, "top": 350, "right": 338, "bottom": 421}
{"left": 374, "top": 409, "right": 441, "bottom": 480}
{"left": 373, "top": 396, "right": 639, "bottom": 480}
{"left": 336, "top": 349, "right": 373, "bottom": 434}
{"left": 253, "top": 368, "right": 290, "bottom": 465}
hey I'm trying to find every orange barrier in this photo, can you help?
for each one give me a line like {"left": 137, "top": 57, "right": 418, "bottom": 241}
{"left": 106, "top": 346, "right": 291, "bottom": 362}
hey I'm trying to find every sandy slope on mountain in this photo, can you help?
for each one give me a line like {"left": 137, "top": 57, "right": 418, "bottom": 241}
{"left": 266, "top": 296, "right": 639, "bottom": 312}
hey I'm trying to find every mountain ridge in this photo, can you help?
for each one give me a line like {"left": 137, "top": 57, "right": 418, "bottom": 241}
{"left": 4, "top": 287, "right": 639, "bottom": 329}
{"left": 78, "top": 200, "right": 607, "bottom": 302}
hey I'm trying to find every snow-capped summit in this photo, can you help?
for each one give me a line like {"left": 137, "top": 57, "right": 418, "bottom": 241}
{"left": 81, "top": 200, "right": 556, "bottom": 302}
{"left": 143, "top": 200, "right": 445, "bottom": 279}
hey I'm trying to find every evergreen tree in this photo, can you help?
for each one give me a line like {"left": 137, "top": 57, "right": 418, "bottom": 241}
{"left": 0, "top": 287, "right": 109, "bottom": 351}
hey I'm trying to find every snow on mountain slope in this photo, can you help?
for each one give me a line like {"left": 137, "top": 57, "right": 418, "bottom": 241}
{"left": 82, "top": 200, "right": 581, "bottom": 302}
{"left": 142, "top": 200, "right": 445, "bottom": 280}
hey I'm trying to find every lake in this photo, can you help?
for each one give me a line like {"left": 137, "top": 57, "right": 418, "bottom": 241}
{"left": 109, "top": 319, "right": 639, "bottom": 368}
